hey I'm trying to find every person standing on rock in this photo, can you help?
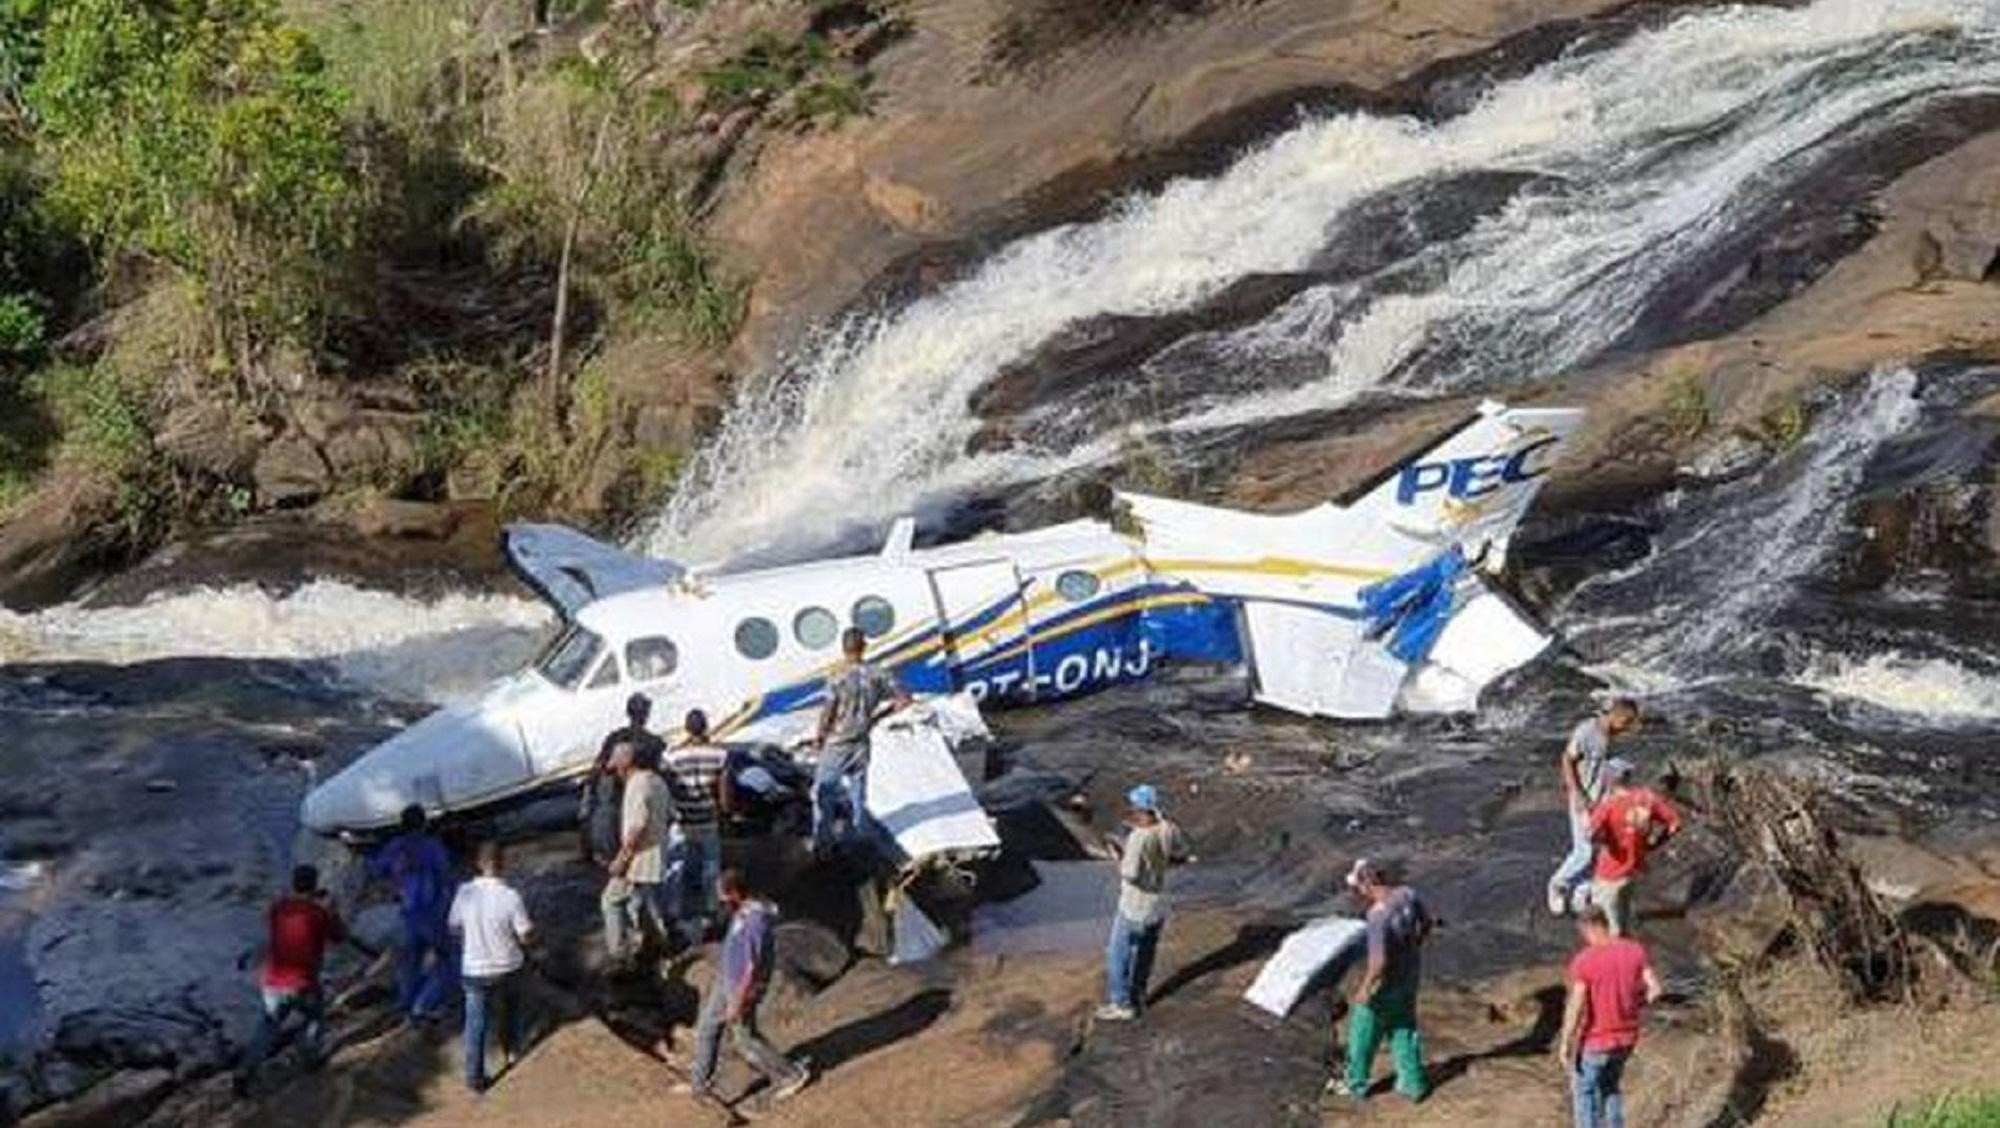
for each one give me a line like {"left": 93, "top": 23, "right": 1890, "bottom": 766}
{"left": 1547, "top": 698, "right": 1642, "bottom": 916}
{"left": 1587, "top": 759, "right": 1682, "bottom": 937}
{"left": 1558, "top": 903, "right": 1664, "bottom": 1128}
{"left": 449, "top": 841, "right": 536, "bottom": 1094}
{"left": 666, "top": 708, "right": 731, "bottom": 945}
{"left": 1096, "top": 783, "right": 1191, "bottom": 1023}
{"left": 368, "top": 803, "right": 457, "bottom": 1023}
{"left": 811, "top": 627, "right": 910, "bottom": 856}
{"left": 582, "top": 694, "right": 664, "bottom": 865}
{"left": 604, "top": 739, "right": 675, "bottom": 968}
{"left": 674, "top": 868, "right": 813, "bottom": 1106}
{"left": 234, "top": 864, "right": 372, "bottom": 1095}
{"left": 1332, "top": 858, "right": 1433, "bottom": 1104}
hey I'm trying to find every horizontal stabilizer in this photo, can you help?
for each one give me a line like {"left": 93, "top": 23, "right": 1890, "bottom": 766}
{"left": 503, "top": 523, "right": 684, "bottom": 618}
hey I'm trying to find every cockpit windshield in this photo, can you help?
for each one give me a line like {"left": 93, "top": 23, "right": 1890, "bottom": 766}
{"left": 534, "top": 623, "right": 605, "bottom": 690}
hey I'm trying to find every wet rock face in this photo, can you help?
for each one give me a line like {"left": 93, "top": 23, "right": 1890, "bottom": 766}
{"left": 1840, "top": 382, "right": 2000, "bottom": 598}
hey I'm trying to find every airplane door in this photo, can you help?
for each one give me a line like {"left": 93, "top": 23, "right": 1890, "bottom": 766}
{"left": 926, "top": 560, "right": 1036, "bottom": 705}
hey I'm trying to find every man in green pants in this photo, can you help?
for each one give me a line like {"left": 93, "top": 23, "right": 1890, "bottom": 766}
{"left": 1331, "top": 858, "right": 1433, "bottom": 1103}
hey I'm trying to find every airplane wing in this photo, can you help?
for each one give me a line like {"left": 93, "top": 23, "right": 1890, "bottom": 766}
{"left": 502, "top": 523, "right": 685, "bottom": 618}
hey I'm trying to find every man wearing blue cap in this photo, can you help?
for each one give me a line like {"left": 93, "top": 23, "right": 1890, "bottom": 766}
{"left": 1097, "top": 783, "right": 1191, "bottom": 1022}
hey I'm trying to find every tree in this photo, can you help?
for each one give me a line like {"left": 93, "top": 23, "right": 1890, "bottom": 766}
{"left": 25, "top": 0, "right": 365, "bottom": 369}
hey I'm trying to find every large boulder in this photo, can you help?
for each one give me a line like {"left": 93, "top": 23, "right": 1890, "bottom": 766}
{"left": 250, "top": 433, "right": 331, "bottom": 509}
{"left": 0, "top": 471, "right": 123, "bottom": 610}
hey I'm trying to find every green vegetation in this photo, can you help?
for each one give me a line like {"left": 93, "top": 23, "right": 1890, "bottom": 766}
{"left": 1890, "top": 1091, "right": 2000, "bottom": 1128}
{"left": 1664, "top": 371, "right": 1711, "bottom": 440}
{"left": 702, "top": 24, "right": 880, "bottom": 127}
{"left": 1758, "top": 394, "right": 1808, "bottom": 452}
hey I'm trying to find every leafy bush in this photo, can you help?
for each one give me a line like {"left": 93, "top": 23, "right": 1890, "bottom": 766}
{"left": 27, "top": 0, "right": 366, "bottom": 347}
{"left": 0, "top": 292, "right": 40, "bottom": 355}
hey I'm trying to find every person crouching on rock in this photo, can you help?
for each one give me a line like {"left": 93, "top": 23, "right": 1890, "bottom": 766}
{"left": 1548, "top": 698, "right": 1641, "bottom": 917}
{"left": 1331, "top": 858, "right": 1433, "bottom": 1104}
{"left": 1096, "top": 783, "right": 1191, "bottom": 1023}
{"left": 1558, "top": 902, "right": 1664, "bottom": 1128}
{"left": 674, "top": 868, "right": 813, "bottom": 1106}
{"left": 449, "top": 841, "right": 535, "bottom": 1094}
{"left": 1586, "top": 759, "right": 1682, "bottom": 937}
{"left": 233, "top": 864, "right": 374, "bottom": 1096}
{"left": 367, "top": 803, "right": 457, "bottom": 1023}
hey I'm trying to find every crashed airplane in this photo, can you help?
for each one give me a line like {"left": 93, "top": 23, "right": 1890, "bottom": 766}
{"left": 303, "top": 401, "right": 1584, "bottom": 835}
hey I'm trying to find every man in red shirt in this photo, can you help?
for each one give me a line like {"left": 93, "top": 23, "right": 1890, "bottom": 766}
{"left": 1586, "top": 759, "right": 1681, "bottom": 937}
{"left": 1558, "top": 904, "right": 1663, "bottom": 1128}
{"left": 233, "top": 864, "right": 368, "bottom": 1096}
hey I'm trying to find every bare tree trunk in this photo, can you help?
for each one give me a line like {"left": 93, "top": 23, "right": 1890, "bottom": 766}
{"left": 546, "top": 106, "right": 618, "bottom": 436}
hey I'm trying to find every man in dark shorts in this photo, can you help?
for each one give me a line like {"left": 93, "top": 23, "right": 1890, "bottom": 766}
{"left": 1332, "top": 858, "right": 1433, "bottom": 1103}
{"left": 811, "top": 628, "right": 909, "bottom": 855}
{"left": 1558, "top": 903, "right": 1664, "bottom": 1127}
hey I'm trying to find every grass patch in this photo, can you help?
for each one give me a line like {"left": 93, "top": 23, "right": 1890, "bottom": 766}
{"left": 1891, "top": 1091, "right": 2000, "bottom": 1127}
{"left": 1664, "top": 371, "right": 1710, "bottom": 440}
{"left": 287, "top": 0, "right": 488, "bottom": 125}
{"left": 1758, "top": 395, "right": 1808, "bottom": 452}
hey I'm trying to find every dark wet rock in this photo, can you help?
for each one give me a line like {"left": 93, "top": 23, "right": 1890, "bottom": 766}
{"left": 0, "top": 821, "right": 73, "bottom": 862}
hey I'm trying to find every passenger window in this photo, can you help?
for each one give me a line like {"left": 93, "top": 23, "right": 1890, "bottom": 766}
{"left": 1055, "top": 569, "right": 1102, "bottom": 603}
{"left": 851, "top": 595, "right": 895, "bottom": 639}
{"left": 735, "top": 617, "right": 779, "bottom": 660}
{"left": 586, "top": 654, "right": 621, "bottom": 690}
{"left": 626, "top": 637, "right": 679, "bottom": 681}
{"left": 794, "top": 607, "right": 839, "bottom": 650}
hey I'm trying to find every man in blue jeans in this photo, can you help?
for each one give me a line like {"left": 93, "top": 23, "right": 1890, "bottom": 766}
{"left": 1547, "top": 699, "right": 1641, "bottom": 915}
{"left": 811, "top": 628, "right": 909, "bottom": 856}
{"left": 665, "top": 709, "right": 731, "bottom": 945}
{"left": 1096, "top": 784, "right": 1191, "bottom": 1022}
{"left": 368, "top": 804, "right": 457, "bottom": 1022}
{"left": 1558, "top": 904, "right": 1664, "bottom": 1127}
{"left": 449, "top": 841, "right": 535, "bottom": 1093}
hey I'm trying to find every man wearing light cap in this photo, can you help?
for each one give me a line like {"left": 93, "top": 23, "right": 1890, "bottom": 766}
{"left": 1333, "top": 858, "right": 1433, "bottom": 1103}
{"left": 1586, "top": 758, "right": 1681, "bottom": 937}
{"left": 1096, "top": 783, "right": 1191, "bottom": 1022}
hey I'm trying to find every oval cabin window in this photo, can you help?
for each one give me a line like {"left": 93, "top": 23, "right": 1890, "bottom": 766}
{"left": 851, "top": 595, "right": 896, "bottom": 639}
{"left": 735, "top": 617, "right": 780, "bottom": 660}
{"left": 794, "top": 607, "right": 839, "bottom": 650}
{"left": 1055, "top": 569, "right": 1102, "bottom": 602}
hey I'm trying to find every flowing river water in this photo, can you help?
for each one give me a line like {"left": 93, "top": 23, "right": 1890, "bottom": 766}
{"left": 4, "top": 0, "right": 2000, "bottom": 1114}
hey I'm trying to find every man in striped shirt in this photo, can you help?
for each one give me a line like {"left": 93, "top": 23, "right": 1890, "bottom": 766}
{"left": 665, "top": 709, "right": 731, "bottom": 944}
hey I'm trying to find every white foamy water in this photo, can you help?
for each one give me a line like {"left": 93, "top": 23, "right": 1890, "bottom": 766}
{"left": 648, "top": 0, "right": 2000, "bottom": 563}
{"left": 0, "top": 581, "right": 551, "bottom": 703}
{"left": 1566, "top": 366, "right": 1922, "bottom": 681}
{"left": 1798, "top": 650, "right": 2000, "bottom": 724}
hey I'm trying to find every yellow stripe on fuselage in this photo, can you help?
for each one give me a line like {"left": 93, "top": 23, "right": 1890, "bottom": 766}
{"left": 1145, "top": 555, "right": 1394, "bottom": 583}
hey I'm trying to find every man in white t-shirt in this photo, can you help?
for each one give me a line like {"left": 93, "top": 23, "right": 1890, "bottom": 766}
{"left": 449, "top": 841, "right": 535, "bottom": 1093}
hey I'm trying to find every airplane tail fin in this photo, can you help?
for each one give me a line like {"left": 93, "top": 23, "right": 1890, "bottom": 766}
{"left": 1339, "top": 400, "right": 1585, "bottom": 568}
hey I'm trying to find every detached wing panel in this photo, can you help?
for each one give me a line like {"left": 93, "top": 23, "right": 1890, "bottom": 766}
{"left": 503, "top": 523, "right": 685, "bottom": 618}
{"left": 1240, "top": 603, "right": 1407, "bottom": 719}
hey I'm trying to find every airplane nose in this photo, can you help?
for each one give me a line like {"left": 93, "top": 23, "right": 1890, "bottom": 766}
{"left": 301, "top": 703, "right": 526, "bottom": 835}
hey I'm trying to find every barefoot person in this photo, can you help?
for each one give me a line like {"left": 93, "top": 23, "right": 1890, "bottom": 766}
{"left": 1096, "top": 783, "right": 1191, "bottom": 1022}
{"left": 450, "top": 841, "right": 535, "bottom": 1094}
{"left": 677, "top": 869, "right": 812, "bottom": 1106}
{"left": 1333, "top": 859, "right": 1434, "bottom": 1104}
{"left": 1558, "top": 904, "right": 1664, "bottom": 1128}
{"left": 1587, "top": 760, "right": 1682, "bottom": 937}
{"left": 1547, "top": 699, "right": 1641, "bottom": 916}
